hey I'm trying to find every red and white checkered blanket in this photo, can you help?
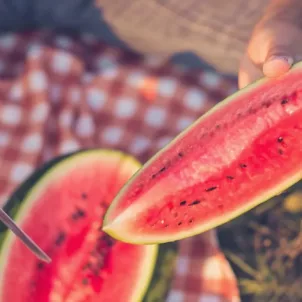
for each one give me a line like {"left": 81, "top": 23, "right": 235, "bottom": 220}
{"left": 0, "top": 31, "right": 240, "bottom": 302}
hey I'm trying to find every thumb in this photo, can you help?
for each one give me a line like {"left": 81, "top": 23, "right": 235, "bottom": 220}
{"left": 239, "top": 0, "right": 302, "bottom": 88}
{"left": 259, "top": 25, "right": 295, "bottom": 78}
{"left": 262, "top": 55, "right": 293, "bottom": 78}
{"left": 248, "top": 23, "right": 297, "bottom": 78}
{"left": 238, "top": 23, "right": 296, "bottom": 89}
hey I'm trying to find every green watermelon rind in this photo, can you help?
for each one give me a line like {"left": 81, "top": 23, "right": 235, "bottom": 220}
{"left": 0, "top": 149, "right": 166, "bottom": 302}
{"left": 103, "top": 61, "right": 302, "bottom": 244}
{"left": 143, "top": 241, "right": 178, "bottom": 302}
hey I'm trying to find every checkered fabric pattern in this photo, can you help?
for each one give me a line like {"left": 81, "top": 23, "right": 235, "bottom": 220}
{"left": 0, "top": 31, "right": 240, "bottom": 301}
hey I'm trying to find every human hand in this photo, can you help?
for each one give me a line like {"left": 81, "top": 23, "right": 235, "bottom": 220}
{"left": 238, "top": 0, "right": 302, "bottom": 89}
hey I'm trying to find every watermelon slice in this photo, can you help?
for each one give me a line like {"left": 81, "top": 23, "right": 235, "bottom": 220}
{"left": 103, "top": 62, "right": 302, "bottom": 244}
{"left": 0, "top": 149, "right": 171, "bottom": 302}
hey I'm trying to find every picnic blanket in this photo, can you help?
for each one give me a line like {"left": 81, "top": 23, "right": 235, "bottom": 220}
{"left": 0, "top": 31, "right": 240, "bottom": 302}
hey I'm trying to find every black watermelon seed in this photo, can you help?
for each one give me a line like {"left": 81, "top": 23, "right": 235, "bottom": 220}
{"left": 103, "top": 236, "right": 114, "bottom": 247}
{"left": 72, "top": 208, "right": 86, "bottom": 220}
{"left": 278, "top": 149, "right": 284, "bottom": 155}
{"left": 178, "top": 152, "right": 184, "bottom": 157}
{"left": 81, "top": 193, "right": 88, "bottom": 199}
{"left": 226, "top": 175, "right": 234, "bottom": 180}
{"left": 205, "top": 186, "right": 217, "bottom": 192}
{"left": 106, "top": 240, "right": 114, "bottom": 247}
{"left": 240, "top": 163, "right": 247, "bottom": 168}
{"left": 180, "top": 200, "right": 187, "bottom": 206}
{"left": 37, "top": 262, "right": 44, "bottom": 270}
{"left": 281, "top": 98, "right": 288, "bottom": 105}
{"left": 189, "top": 200, "right": 201, "bottom": 206}
{"left": 277, "top": 137, "right": 283, "bottom": 143}
{"left": 55, "top": 232, "right": 66, "bottom": 246}
{"left": 99, "top": 202, "right": 107, "bottom": 208}
{"left": 151, "top": 167, "right": 166, "bottom": 179}
{"left": 262, "top": 101, "right": 271, "bottom": 108}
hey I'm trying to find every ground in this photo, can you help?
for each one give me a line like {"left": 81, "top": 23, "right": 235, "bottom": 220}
{"left": 218, "top": 181, "right": 302, "bottom": 302}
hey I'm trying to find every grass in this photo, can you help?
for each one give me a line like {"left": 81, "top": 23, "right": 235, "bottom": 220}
{"left": 218, "top": 181, "right": 302, "bottom": 302}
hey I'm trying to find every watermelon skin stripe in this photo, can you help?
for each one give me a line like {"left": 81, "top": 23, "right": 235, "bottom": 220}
{"left": 103, "top": 61, "right": 302, "bottom": 244}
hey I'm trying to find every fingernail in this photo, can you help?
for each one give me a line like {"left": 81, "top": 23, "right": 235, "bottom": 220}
{"left": 263, "top": 56, "right": 293, "bottom": 77}
{"left": 266, "top": 55, "right": 294, "bottom": 66}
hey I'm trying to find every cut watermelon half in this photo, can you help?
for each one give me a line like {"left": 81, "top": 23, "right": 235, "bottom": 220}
{"left": 103, "top": 61, "right": 302, "bottom": 244}
{"left": 0, "top": 150, "right": 159, "bottom": 302}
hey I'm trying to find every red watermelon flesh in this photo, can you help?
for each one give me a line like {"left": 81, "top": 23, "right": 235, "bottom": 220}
{"left": 0, "top": 150, "right": 157, "bottom": 302}
{"left": 103, "top": 62, "right": 302, "bottom": 244}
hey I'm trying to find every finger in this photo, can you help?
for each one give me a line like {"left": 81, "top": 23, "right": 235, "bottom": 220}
{"left": 262, "top": 46, "right": 294, "bottom": 77}
{"left": 247, "top": 22, "right": 299, "bottom": 78}
{"left": 238, "top": 53, "right": 263, "bottom": 89}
